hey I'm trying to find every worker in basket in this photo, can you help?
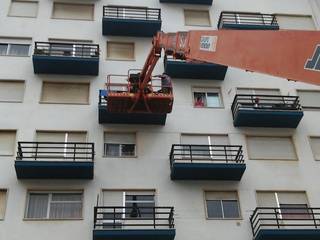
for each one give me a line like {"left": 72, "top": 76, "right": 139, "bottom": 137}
{"left": 154, "top": 73, "right": 172, "bottom": 94}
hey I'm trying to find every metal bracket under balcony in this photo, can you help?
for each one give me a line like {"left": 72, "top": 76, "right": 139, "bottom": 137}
{"left": 93, "top": 206, "right": 176, "bottom": 240}
{"left": 15, "top": 142, "right": 94, "bottom": 179}
{"left": 218, "top": 12, "right": 279, "bottom": 30}
{"left": 164, "top": 57, "right": 227, "bottom": 80}
{"left": 159, "top": 0, "right": 213, "bottom": 5}
{"left": 170, "top": 144, "right": 245, "bottom": 180}
{"left": 250, "top": 207, "right": 320, "bottom": 240}
{"left": 103, "top": 6, "right": 162, "bottom": 37}
{"left": 231, "top": 95, "right": 304, "bottom": 128}
{"left": 33, "top": 42, "right": 99, "bottom": 75}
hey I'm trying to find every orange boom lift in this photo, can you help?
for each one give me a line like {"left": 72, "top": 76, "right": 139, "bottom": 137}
{"left": 105, "top": 30, "right": 320, "bottom": 115}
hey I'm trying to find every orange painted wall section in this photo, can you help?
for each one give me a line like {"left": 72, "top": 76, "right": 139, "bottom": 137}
{"left": 185, "top": 30, "right": 320, "bottom": 85}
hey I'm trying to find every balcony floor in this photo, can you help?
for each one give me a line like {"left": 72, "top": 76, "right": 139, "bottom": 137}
{"left": 220, "top": 23, "right": 279, "bottom": 30}
{"left": 255, "top": 229, "right": 320, "bottom": 240}
{"left": 233, "top": 109, "right": 304, "bottom": 128}
{"left": 170, "top": 162, "right": 246, "bottom": 180}
{"left": 93, "top": 229, "right": 176, "bottom": 240}
{"left": 103, "top": 18, "right": 161, "bottom": 37}
{"left": 15, "top": 161, "right": 94, "bottom": 179}
{"left": 164, "top": 59, "right": 227, "bottom": 80}
{"left": 33, "top": 55, "right": 99, "bottom": 75}
{"left": 99, "top": 107, "right": 167, "bottom": 125}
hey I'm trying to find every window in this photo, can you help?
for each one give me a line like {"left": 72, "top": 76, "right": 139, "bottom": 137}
{"left": 184, "top": 10, "right": 211, "bottom": 26}
{"left": 107, "top": 42, "right": 134, "bottom": 60}
{"left": 36, "top": 131, "right": 87, "bottom": 142}
{"left": 205, "top": 191, "right": 240, "bottom": 219}
{"left": 0, "top": 131, "right": 16, "bottom": 156}
{"left": 297, "top": 90, "right": 320, "bottom": 109}
{"left": 256, "top": 191, "right": 309, "bottom": 219}
{"left": 276, "top": 14, "right": 316, "bottom": 30}
{"left": 309, "top": 137, "right": 320, "bottom": 160}
{"left": 0, "top": 43, "right": 30, "bottom": 56}
{"left": 0, "top": 80, "right": 24, "bottom": 102}
{"left": 8, "top": 0, "right": 38, "bottom": 18}
{"left": 247, "top": 136, "right": 297, "bottom": 160}
{"left": 0, "top": 190, "right": 7, "bottom": 220}
{"left": 25, "top": 192, "right": 83, "bottom": 219}
{"left": 193, "top": 88, "right": 222, "bottom": 108}
{"left": 40, "top": 82, "right": 90, "bottom": 104}
{"left": 52, "top": 3, "right": 94, "bottom": 20}
{"left": 104, "top": 132, "right": 136, "bottom": 157}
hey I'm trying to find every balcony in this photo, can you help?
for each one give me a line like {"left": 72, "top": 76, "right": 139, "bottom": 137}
{"left": 231, "top": 95, "right": 304, "bottom": 128}
{"left": 218, "top": 12, "right": 279, "bottom": 30}
{"left": 103, "top": 6, "right": 161, "bottom": 37}
{"left": 164, "top": 57, "right": 227, "bottom": 80}
{"left": 98, "top": 74, "right": 173, "bottom": 125}
{"left": 33, "top": 42, "right": 99, "bottom": 75}
{"left": 250, "top": 207, "right": 320, "bottom": 240}
{"left": 169, "top": 144, "right": 245, "bottom": 180}
{"left": 93, "top": 206, "right": 175, "bottom": 240}
{"left": 15, "top": 142, "right": 94, "bottom": 179}
{"left": 159, "top": 0, "right": 213, "bottom": 5}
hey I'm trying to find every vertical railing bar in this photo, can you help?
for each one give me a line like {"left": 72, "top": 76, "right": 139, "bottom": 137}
{"left": 73, "top": 143, "right": 76, "bottom": 161}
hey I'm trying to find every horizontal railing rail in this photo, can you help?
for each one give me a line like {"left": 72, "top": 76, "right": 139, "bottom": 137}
{"left": 218, "top": 11, "right": 278, "bottom": 29}
{"left": 231, "top": 94, "right": 302, "bottom": 119}
{"left": 94, "top": 206, "right": 174, "bottom": 229}
{"left": 16, "top": 141, "right": 94, "bottom": 162}
{"left": 103, "top": 6, "right": 161, "bottom": 21}
{"left": 170, "top": 144, "right": 244, "bottom": 165}
{"left": 34, "top": 42, "right": 99, "bottom": 58}
{"left": 250, "top": 207, "right": 320, "bottom": 237}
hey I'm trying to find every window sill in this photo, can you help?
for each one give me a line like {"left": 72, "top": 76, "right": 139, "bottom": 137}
{"left": 103, "top": 155, "right": 137, "bottom": 159}
{"left": 0, "top": 54, "right": 30, "bottom": 58}
{"left": 106, "top": 58, "right": 136, "bottom": 62}
{"left": 206, "top": 217, "right": 243, "bottom": 220}
{"left": 39, "top": 102, "right": 89, "bottom": 105}
{"left": 23, "top": 218, "right": 83, "bottom": 221}
{"left": 0, "top": 100, "right": 23, "bottom": 103}
{"left": 51, "top": 17, "right": 94, "bottom": 22}
{"left": 8, "top": 15, "right": 37, "bottom": 19}
{"left": 193, "top": 106, "right": 225, "bottom": 109}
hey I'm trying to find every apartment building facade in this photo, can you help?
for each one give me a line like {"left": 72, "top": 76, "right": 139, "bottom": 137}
{"left": 0, "top": 0, "right": 320, "bottom": 240}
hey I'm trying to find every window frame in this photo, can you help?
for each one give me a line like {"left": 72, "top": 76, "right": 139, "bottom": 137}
{"left": 24, "top": 190, "right": 83, "bottom": 220}
{"left": 103, "top": 132, "right": 137, "bottom": 158}
{"left": 106, "top": 41, "right": 135, "bottom": 61}
{"left": 308, "top": 136, "right": 320, "bottom": 161}
{"left": 204, "top": 191, "right": 242, "bottom": 220}
{"left": 0, "top": 43, "right": 30, "bottom": 57}
{"left": 192, "top": 87, "right": 224, "bottom": 108}
{"left": 184, "top": 9, "right": 211, "bottom": 27}
{"left": 246, "top": 135, "right": 298, "bottom": 161}
{"left": 51, "top": 2, "right": 94, "bottom": 21}
{"left": 296, "top": 89, "right": 320, "bottom": 110}
{"left": 0, "top": 130, "right": 17, "bottom": 156}
{"left": 8, "top": 0, "right": 39, "bottom": 18}
{"left": 0, "top": 189, "right": 8, "bottom": 220}
{"left": 274, "top": 13, "right": 316, "bottom": 30}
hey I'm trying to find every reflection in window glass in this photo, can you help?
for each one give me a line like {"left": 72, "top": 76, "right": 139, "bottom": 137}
{"left": 207, "top": 93, "right": 220, "bottom": 107}
{"left": 0, "top": 44, "right": 8, "bottom": 55}
{"left": 8, "top": 44, "right": 30, "bottom": 56}
{"left": 222, "top": 200, "right": 240, "bottom": 218}
{"left": 206, "top": 200, "right": 223, "bottom": 218}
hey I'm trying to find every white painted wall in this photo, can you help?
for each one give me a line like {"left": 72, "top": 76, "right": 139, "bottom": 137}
{"left": 0, "top": 0, "right": 319, "bottom": 240}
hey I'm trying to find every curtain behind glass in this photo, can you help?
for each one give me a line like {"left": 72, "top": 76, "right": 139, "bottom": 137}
{"left": 26, "top": 193, "right": 48, "bottom": 218}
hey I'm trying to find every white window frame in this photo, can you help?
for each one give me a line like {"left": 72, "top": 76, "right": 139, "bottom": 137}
{"left": 0, "top": 43, "right": 30, "bottom": 57}
{"left": 192, "top": 87, "right": 223, "bottom": 108}
{"left": 0, "top": 189, "right": 8, "bottom": 220}
{"left": 184, "top": 9, "right": 211, "bottom": 27}
{"left": 103, "top": 132, "right": 136, "bottom": 158}
{"left": 51, "top": 2, "right": 94, "bottom": 21}
{"left": 25, "top": 191, "right": 83, "bottom": 220}
{"left": 8, "top": 0, "right": 39, "bottom": 18}
{"left": 296, "top": 90, "right": 320, "bottom": 110}
{"left": 106, "top": 41, "right": 135, "bottom": 61}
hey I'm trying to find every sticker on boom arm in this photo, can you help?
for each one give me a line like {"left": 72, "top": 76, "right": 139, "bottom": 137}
{"left": 200, "top": 36, "right": 217, "bottom": 52}
{"left": 305, "top": 44, "right": 320, "bottom": 72}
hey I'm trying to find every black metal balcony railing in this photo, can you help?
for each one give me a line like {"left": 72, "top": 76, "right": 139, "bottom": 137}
{"left": 218, "top": 11, "right": 278, "bottom": 29}
{"left": 16, "top": 142, "right": 95, "bottom": 162}
{"left": 103, "top": 6, "right": 161, "bottom": 21}
{"left": 250, "top": 207, "right": 320, "bottom": 238}
{"left": 94, "top": 206, "right": 175, "bottom": 230}
{"left": 34, "top": 42, "right": 100, "bottom": 58}
{"left": 231, "top": 95, "right": 302, "bottom": 118}
{"left": 170, "top": 144, "right": 244, "bottom": 164}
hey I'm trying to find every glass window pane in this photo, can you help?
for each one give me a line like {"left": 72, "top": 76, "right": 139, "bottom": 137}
{"left": 280, "top": 204, "right": 310, "bottom": 220}
{"left": 105, "top": 144, "right": 120, "bottom": 157}
{"left": 49, "top": 202, "right": 82, "bottom": 219}
{"left": 222, "top": 200, "right": 240, "bottom": 218}
{"left": 206, "top": 200, "right": 223, "bottom": 218}
{"left": 26, "top": 193, "right": 49, "bottom": 218}
{"left": 207, "top": 93, "right": 220, "bottom": 107}
{"left": 125, "top": 194, "right": 155, "bottom": 218}
{"left": 8, "top": 44, "right": 30, "bottom": 56}
{"left": 0, "top": 44, "right": 8, "bottom": 55}
{"left": 194, "top": 92, "right": 205, "bottom": 107}
{"left": 121, "top": 144, "right": 135, "bottom": 156}
{"left": 51, "top": 193, "right": 82, "bottom": 201}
